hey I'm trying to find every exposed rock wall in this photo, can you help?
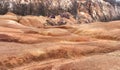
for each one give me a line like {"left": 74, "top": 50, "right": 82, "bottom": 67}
{"left": 0, "top": 0, "right": 120, "bottom": 23}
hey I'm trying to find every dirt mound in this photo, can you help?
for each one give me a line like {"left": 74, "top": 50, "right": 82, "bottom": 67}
{"left": 19, "top": 16, "right": 44, "bottom": 28}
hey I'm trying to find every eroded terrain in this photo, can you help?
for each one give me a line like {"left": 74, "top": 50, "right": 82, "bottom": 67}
{"left": 0, "top": 13, "right": 119, "bottom": 70}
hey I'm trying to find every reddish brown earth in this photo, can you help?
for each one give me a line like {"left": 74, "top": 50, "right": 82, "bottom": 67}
{"left": 0, "top": 13, "right": 120, "bottom": 70}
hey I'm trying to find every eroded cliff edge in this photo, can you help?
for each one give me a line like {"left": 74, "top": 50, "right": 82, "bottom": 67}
{"left": 0, "top": 0, "right": 120, "bottom": 23}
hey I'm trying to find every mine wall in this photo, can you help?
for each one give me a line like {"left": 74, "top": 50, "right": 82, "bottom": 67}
{"left": 0, "top": 0, "right": 120, "bottom": 23}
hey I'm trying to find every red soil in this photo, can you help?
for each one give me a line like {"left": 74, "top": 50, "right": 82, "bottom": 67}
{"left": 0, "top": 14, "right": 120, "bottom": 70}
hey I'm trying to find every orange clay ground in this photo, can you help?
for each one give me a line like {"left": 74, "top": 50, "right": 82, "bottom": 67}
{"left": 0, "top": 13, "right": 120, "bottom": 70}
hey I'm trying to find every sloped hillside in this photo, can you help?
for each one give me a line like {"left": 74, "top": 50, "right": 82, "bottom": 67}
{"left": 0, "top": 13, "right": 119, "bottom": 70}
{"left": 0, "top": 0, "right": 120, "bottom": 70}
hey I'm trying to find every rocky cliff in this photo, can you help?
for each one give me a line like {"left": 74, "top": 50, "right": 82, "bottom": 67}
{"left": 0, "top": 0, "right": 120, "bottom": 23}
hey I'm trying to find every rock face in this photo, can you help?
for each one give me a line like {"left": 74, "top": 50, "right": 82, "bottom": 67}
{"left": 0, "top": 0, "right": 120, "bottom": 23}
